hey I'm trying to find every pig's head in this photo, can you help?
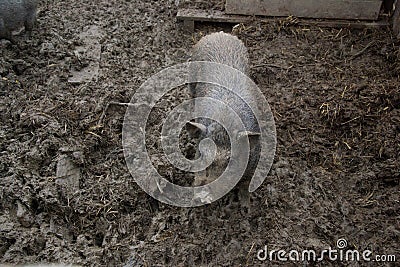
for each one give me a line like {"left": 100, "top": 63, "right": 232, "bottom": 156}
{"left": 187, "top": 121, "right": 260, "bottom": 186}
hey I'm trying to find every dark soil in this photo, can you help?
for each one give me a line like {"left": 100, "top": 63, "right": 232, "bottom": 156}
{"left": 0, "top": 0, "right": 399, "bottom": 266}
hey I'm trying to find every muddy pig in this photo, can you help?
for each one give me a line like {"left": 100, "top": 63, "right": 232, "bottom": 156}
{"left": 188, "top": 32, "right": 261, "bottom": 208}
{"left": 0, "top": 0, "right": 38, "bottom": 41}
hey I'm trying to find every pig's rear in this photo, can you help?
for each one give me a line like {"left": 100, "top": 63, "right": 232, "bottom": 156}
{"left": 0, "top": 0, "right": 38, "bottom": 41}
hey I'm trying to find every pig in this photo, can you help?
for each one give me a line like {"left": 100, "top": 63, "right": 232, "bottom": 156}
{"left": 0, "top": 0, "right": 38, "bottom": 41}
{"left": 188, "top": 31, "right": 261, "bottom": 209}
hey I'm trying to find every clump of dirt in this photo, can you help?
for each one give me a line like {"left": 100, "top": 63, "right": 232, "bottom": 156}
{"left": 0, "top": 0, "right": 399, "bottom": 266}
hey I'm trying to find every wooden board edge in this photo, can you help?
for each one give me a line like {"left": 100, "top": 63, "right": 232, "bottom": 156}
{"left": 393, "top": 0, "right": 400, "bottom": 38}
{"left": 225, "top": 0, "right": 383, "bottom": 20}
{"left": 176, "top": 8, "right": 390, "bottom": 32}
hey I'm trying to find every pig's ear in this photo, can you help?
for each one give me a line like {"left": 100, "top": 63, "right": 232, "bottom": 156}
{"left": 237, "top": 131, "right": 261, "bottom": 140}
{"left": 186, "top": 122, "right": 207, "bottom": 136}
{"left": 236, "top": 131, "right": 260, "bottom": 147}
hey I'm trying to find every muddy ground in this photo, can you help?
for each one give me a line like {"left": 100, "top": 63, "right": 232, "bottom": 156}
{"left": 0, "top": 0, "right": 399, "bottom": 266}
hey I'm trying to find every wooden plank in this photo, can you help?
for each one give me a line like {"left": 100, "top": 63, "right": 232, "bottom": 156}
{"left": 177, "top": 9, "right": 251, "bottom": 24}
{"left": 176, "top": 8, "right": 249, "bottom": 32}
{"left": 393, "top": 0, "right": 400, "bottom": 38}
{"left": 176, "top": 8, "right": 390, "bottom": 32}
{"left": 225, "top": 0, "right": 383, "bottom": 20}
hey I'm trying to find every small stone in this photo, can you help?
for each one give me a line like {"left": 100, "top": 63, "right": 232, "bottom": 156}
{"left": 16, "top": 200, "right": 34, "bottom": 227}
{"left": 56, "top": 155, "right": 81, "bottom": 196}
